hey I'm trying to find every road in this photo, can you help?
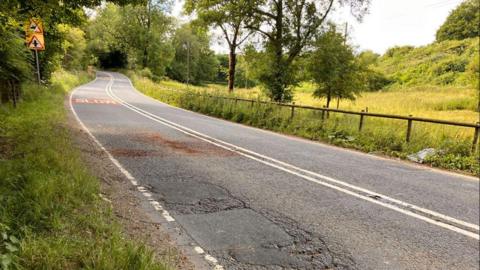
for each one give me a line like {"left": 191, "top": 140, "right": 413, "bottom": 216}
{"left": 70, "top": 71, "right": 479, "bottom": 270}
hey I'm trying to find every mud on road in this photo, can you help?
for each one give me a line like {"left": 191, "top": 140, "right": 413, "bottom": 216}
{"left": 66, "top": 99, "right": 194, "bottom": 270}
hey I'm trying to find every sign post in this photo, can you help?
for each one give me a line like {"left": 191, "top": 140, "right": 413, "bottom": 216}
{"left": 25, "top": 18, "right": 45, "bottom": 84}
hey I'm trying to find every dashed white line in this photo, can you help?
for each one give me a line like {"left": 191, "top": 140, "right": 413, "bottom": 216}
{"left": 69, "top": 78, "right": 177, "bottom": 232}
{"left": 204, "top": 254, "right": 218, "bottom": 264}
{"left": 194, "top": 246, "right": 205, "bottom": 254}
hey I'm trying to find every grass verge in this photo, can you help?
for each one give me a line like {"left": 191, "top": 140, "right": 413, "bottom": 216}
{"left": 127, "top": 71, "right": 479, "bottom": 176}
{"left": 0, "top": 70, "right": 169, "bottom": 269}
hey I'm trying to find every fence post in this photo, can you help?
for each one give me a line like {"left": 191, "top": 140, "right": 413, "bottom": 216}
{"left": 473, "top": 122, "right": 479, "bottom": 152}
{"left": 321, "top": 106, "right": 326, "bottom": 120}
{"left": 406, "top": 115, "right": 413, "bottom": 142}
{"left": 359, "top": 110, "right": 365, "bottom": 131}
{"left": 290, "top": 102, "right": 295, "bottom": 120}
{"left": 251, "top": 100, "right": 254, "bottom": 108}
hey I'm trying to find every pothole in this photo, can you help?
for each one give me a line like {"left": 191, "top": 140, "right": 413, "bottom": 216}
{"left": 150, "top": 180, "right": 247, "bottom": 215}
{"left": 213, "top": 209, "right": 357, "bottom": 270}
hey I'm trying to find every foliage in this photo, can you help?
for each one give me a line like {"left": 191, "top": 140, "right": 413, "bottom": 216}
{"left": 0, "top": 70, "right": 171, "bottom": 269}
{"left": 0, "top": 10, "right": 31, "bottom": 104}
{"left": 57, "top": 24, "right": 88, "bottom": 70}
{"left": 374, "top": 37, "right": 479, "bottom": 87}
{"left": 0, "top": 0, "right": 142, "bottom": 105}
{"left": 436, "top": 0, "right": 480, "bottom": 42}
{"left": 307, "top": 24, "right": 365, "bottom": 107}
{"left": 185, "top": 0, "right": 252, "bottom": 91}
{"left": 244, "top": 0, "right": 370, "bottom": 102}
{"left": 130, "top": 73, "right": 480, "bottom": 175}
{"left": 87, "top": 2, "right": 174, "bottom": 77}
{"left": 357, "top": 50, "right": 380, "bottom": 67}
{"left": 0, "top": 224, "right": 20, "bottom": 270}
{"left": 166, "top": 23, "right": 218, "bottom": 84}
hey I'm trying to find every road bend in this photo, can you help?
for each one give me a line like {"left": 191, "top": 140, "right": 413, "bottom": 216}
{"left": 70, "top": 71, "right": 479, "bottom": 270}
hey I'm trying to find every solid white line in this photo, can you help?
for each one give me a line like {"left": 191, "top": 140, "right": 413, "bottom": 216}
{"left": 69, "top": 75, "right": 175, "bottom": 225}
{"left": 104, "top": 72, "right": 479, "bottom": 240}
{"left": 122, "top": 72, "right": 478, "bottom": 183}
{"left": 111, "top": 73, "right": 480, "bottom": 231}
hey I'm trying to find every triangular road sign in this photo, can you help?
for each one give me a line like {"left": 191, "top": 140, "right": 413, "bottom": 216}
{"left": 29, "top": 22, "right": 37, "bottom": 31}
{"left": 28, "top": 35, "right": 44, "bottom": 50}
{"left": 26, "top": 19, "right": 43, "bottom": 34}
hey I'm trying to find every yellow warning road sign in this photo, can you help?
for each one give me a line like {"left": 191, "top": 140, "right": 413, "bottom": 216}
{"left": 28, "top": 35, "right": 45, "bottom": 50}
{"left": 25, "top": 18, "right": 45, "bottom": 51}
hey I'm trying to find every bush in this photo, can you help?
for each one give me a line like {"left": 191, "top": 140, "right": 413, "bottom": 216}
{"left": 0, "top": 70, "right": 169, "bottom": 269}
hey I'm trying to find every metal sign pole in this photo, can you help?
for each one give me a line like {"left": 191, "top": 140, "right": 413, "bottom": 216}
{"left": 34, "top": 49, "right": 40, "bottom": 84}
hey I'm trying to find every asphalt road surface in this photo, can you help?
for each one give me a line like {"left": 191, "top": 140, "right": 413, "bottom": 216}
{"left": 70, "top": 71, "right": 479, "bottom": 270}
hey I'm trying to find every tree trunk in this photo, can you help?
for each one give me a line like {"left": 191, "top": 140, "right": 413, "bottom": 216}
{"left": 143, "top": 47, "right": 148, "bottom": 68}
{"left": 272, "top": 0, "right": 284, "bottom": 102}
{"left": 0, "top": 80, "right": 8, "bottom": 104}
{"left": 143, "top": 0, "right": 151, "bottom": 68}
{"left": 336, "top": 97, "right": 340, "bottom": 109}
{"left": 10, "top": 80, "right": 17, "bottom": 108}
{"left": 228, "top": 48, "right": 237, "bottom": 92}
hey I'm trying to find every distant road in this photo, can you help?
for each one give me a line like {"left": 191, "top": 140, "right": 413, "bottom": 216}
{"left": 71, "top": 71, "right": 479, "bottom": 269}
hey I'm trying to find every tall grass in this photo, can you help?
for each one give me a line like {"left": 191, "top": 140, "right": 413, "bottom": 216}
{"left": 0, "top": 70, "right": 169, "bottom": 269}
{"left": 128, "top": 72, "right": 479, "bottom": 175}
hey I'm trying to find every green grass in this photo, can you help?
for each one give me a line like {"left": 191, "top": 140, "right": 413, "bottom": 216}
{"left": 0, "top": 70, "right": 170, "bottom": 269}
{"left": 127, "top": 71, "right": 479, "bottom": 175}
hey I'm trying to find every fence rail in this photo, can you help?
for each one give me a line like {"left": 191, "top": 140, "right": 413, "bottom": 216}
{"left": 157, "top": 86, "right": 480, "bottom": 150}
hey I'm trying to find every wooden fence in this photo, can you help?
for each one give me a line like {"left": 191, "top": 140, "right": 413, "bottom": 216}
{"left": 194, "top": 93, "right": 480, "bottom": 150}
{"left": 152, "top": 84, "right": 479, "bottom": 150}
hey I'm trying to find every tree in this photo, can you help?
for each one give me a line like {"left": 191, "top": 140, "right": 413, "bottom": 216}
{"left": 307, "top": 24, "right": 365, "bottom": 108}
{"left": 119, "top": 1, "right": 174, "bottom": 77}
{"left": 58, "top": 24, "right": 88, "bottom": 70}
{"left": 87, "top": 2, "right": 174, "bottom": 77}
{"left": 185, "top": 0, "right": 252, "bottom": 92}
{"left": 436, "top": 0, "right": 480, "bottom": 42}
{"left": 0, "top": 12, "right": 30, "bottom": 106}
{"left": 357, "top": 50, "right": 391, "bottom": 91}
{"left": 166, "top": 23, "right": 218, "bottom": 84}
{"left": 245, "top": 0, "right": 370, "bottom": 102}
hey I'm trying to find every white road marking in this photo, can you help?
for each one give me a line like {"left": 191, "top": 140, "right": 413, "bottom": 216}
{"left": 103, "top": 72, "right": 479, "bottom": 240}
{"left": 194, "top": 246, "right": 205, "bottom": 254}
{"left": 69, "top": 77, "right": 175, "bottom": 229}
{"left": 128, "top": 73, "right": 479, "bottom": 183}
{"left": 204, "top": 254, "right": 218, "bottom": 264}
{"left": 162, "top": 211, "right": 175, "bottom": 222}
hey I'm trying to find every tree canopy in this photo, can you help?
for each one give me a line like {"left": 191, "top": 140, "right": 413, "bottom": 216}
{"left": 307, "top": 24, "right": 365, "bottom": 108}
{"left": 244, "top": 0, "right": 370, "bottom": 102}
{"left": 166, "top": 23, "right": 218, "bottom": 84}
{"left": 185, "top": 0, "right": 252, "bottom": 91}
{"left": 436, "top": 0, "right": 480, "bottom": 42}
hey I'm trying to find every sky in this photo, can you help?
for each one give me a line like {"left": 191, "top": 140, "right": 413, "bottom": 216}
{"left": 170, "top": 0, "right": 464, "bottom": 55}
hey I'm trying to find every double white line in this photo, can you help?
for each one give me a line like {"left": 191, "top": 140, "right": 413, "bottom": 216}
{"left": 102, "top": 72, "right": 479, "bottom": 240}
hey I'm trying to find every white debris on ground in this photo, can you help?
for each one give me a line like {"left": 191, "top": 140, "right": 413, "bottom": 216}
{"left": 407, "top": 148, "right": 437, "bottom": 163}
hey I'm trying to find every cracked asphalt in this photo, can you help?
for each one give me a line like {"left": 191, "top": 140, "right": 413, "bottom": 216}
{"left": 71, "top": 71, "right": 479, "bottom": 270}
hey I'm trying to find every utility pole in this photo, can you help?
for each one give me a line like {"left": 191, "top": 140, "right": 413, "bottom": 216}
{"left": 34, "top": 49, "right": 41, "bottom": 84}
